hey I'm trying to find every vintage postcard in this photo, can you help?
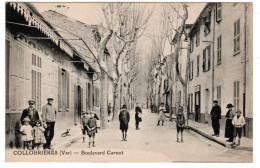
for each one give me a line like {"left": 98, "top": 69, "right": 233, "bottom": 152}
{"left": 5, "top": 2, "right": 253, "bottom": 162}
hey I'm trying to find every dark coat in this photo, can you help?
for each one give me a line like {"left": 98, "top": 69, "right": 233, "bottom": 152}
{"left": 135, "top": 106, "right": 142, "bottom": 121}
{"left": 225, "top": 110, "right": 235, "bottom": 138}
{"left": 20, "top": 108, "right": 39, "bottom": 126}
{"left": 210, "top": 105, "right": 222, "bottom": 119}
{"left": 119, "top": 110, "right": 130, "bottom": 131}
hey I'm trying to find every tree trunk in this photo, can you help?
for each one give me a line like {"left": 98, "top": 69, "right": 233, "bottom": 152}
{"left": 183, "top": 84, "right": 188, "bottom": 126}
{"left": 100, "top": 71, "right": 108, "bottom": 129}
{"left": 112, "top": 81, "right": 121, "bottom": 120}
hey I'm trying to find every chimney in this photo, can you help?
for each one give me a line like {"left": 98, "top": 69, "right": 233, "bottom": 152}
{"left": 54, "top": 4, "right": 69, "bottom": 16}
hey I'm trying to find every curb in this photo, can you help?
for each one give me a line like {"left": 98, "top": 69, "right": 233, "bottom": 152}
{"left": 188, "top": 126, "right": 253, "bottom": 152}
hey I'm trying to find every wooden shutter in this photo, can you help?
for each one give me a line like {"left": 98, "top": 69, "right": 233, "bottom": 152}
{"left": 81, "top": 87, "right": 83, "bottom": 113}
{"left": 74, "top": 85, "right": 77, "bottom": 125}
{"left": 203, "top": 49, "right": 206, "bottom": 71}
{"left": 66, "top": 71, "right": 70, "bottom": 109}
{"left": 207, "top": 45, "right": 211, "bottom": 70}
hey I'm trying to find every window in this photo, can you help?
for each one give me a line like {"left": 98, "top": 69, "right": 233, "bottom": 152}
{"left": 190, "top": 37, "right": 194, "bottom": 53}
{"left": 197, "top": 55, "right": 200, "bottom": 76}
{"left": 216, "top": 3, "right": 222, "bottom": 22}
{"left": 217, "top": 35, "right": 222, "bottom": 65}
{"left": 204, "top": 12, "right": 211, "bottom": 36}
{"left": 195, "top": 28, "right": 200, "bottom": 47}
{"left": 234, "top": 19, "right": 240, "bottom": 54}
{"left": 32, "top": 70, "right": 41, "bottom": 111}
{"left": 234, "top": 81, "right": 240, "bottom": 111}
{"left": 32, "top": 54, "right": 41, "bottom": 68}
{"left": 58, "top": 68, "right": 70, "bottom": 110}
{"left": 203, "top": 45, "right": 211, "bottom": 72}
{"left": 188, "top": 93, "right": 193, "bottom": 113}
{"left": 216, "top": 86, "right": 221, "bottom": 107}
{"left": 189, "top": 60, "right": 194, "bottom": 80}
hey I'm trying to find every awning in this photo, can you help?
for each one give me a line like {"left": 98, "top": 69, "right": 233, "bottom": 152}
{"left": 9, "top": 2, "right": 74, "bottom": 58}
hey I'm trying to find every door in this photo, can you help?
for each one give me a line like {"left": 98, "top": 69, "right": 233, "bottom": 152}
{"left": 74, "top": 85, "right": 82, "bottom": 125}
{"left": 195, "top": 91, "right": 201, "bottom": 122}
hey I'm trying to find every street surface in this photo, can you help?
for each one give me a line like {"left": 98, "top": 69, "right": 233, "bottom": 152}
{"left": 69, "top": 109, "right": 252, "bottom": 162}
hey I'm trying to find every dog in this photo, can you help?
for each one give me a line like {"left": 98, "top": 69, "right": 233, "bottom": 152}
{"left": 60, "top": 129, "right": 70, "bottom": 137}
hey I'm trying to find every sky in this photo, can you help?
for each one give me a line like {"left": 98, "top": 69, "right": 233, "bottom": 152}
{"left": 33, "top": 2, "right": 206, "bottom": 25}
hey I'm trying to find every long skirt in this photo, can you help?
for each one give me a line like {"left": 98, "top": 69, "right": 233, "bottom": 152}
{"left": 158, "top": 111, "right": 165, "bottom": 121}
{"left": 225, "top": 119, "right": 234, "bottom": 138}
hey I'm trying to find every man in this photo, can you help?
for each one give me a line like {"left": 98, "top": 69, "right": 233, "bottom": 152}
{"left": 135, "top": 103, "right": 142, "bottom": 130}
{"left": 119, "top": 105, "right": 130, "bottom": 141}
{"left": 42, "top": 98, "right": 57, "bottom": 149}
{"left": 210, "top": 100, "right": 222, "bottom": 137}
{"left": 20, "top": 100, "right": 39, "bottom": 127}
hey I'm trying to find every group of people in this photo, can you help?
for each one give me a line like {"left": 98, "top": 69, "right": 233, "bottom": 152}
{"left": 20, "top": 98, "right": 57, "bottom": 150}
{"left": 210, "top": 100, "right": 246, "bottom": 147}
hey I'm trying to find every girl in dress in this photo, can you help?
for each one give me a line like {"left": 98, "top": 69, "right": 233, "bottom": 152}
{"left": 157, "top": 103, "right": 166, "bottom": 126}
{"left": 32, "top": 120, "right": 46, "bottom": 150}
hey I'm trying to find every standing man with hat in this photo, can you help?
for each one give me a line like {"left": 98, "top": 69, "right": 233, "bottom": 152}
{"left": 232, "top": 109, "right": 245, "bottom": 147}
{"left": 225, "top": 104, "right": 235, "bottom": 142}
{"left": 42, "top": 98, "right": 57, "bottom": 149}
{"left": 20, "top": 100, "right": 39, "bottom": 127}
{"left": 210, "top": 100, "right": 222, "bottom": 137}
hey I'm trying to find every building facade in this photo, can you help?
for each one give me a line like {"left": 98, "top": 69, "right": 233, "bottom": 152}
{"left": 5, "top": 2, "right": 100, "bottom": 148}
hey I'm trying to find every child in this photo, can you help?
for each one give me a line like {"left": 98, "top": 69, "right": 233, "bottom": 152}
{"left": 157, "top": 103, "right": 166, "bottom": 126}
{"left": 20, "top": 117, "right": 33, "bottom": 150}
{"left": 86, "top": 111, "right": 97, "bottom": 148}
{"left": 231, "top": 109, "right": 245, "bottom": 147}
{"left": 81, "top": 111, "right": 89, "bottom": 143}
{"left": 32, "top": 120, "right": 46, "bottom": 150}
{"left": 176, "top": 110, "right": 185, "bottom": 143}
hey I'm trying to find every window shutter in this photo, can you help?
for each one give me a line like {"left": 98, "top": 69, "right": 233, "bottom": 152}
{"left": 208, "top": 45, "right": 211, "bottom": 70}
{"left": 74, "top": 85, "right": 77, "bottom": 125}
{"left": 66, "top": 71, "right": 70, "bottom": 109}
{"left": 81, "top": 87, "right": 83, "bottom": 113}
{"left": 58, "top": 67, "right": 61, "bottom": 109}
{"left": 203, "top": 49, "right": 206, "bottom": 71}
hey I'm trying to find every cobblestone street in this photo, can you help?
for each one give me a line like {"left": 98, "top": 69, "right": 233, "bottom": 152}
{"left": 68, "top": 109, "right": 252, "bottom": 162}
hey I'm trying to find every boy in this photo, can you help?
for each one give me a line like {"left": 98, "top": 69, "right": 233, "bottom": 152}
{"left": 231, "top": 109, "right": 245, "bottom": 147}
{"left": 81, "top": 111, "right": 89, "bottom": 143}
{"left": 176, "top": 110, "right": 185, "bottom": 143}
{"left": 86, "top": 111, "right": 97, "bottom": 148}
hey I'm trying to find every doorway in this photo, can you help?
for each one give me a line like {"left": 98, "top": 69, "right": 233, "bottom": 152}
{"left": 205, "top": 89, "right": 210, "bottom": 123}
{"left": 195, "top": 91, "right": 201, "bottom": 122}
{"left": 74, "top": 85, "right": 82, "bottom": 125}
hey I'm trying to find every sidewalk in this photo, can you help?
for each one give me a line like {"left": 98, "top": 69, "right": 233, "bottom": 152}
{"left": 165, "top": 113, "right": 253, "bottom": 151}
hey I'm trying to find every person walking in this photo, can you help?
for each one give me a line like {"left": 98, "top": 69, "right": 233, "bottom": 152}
{"left": 231, "top": 109, "right": 245, "bottom": 147}
{"left": 210, "top": 100, "right": 222, "bottom": 137}
{"left": 135, "top": 103, "right": 142, "bottom": 130}
{"left": 176, "top": 110, "right": 185, "bottom": 143}
{"left": 225, "top": 104, "right": 235, "bottom": 142}
{"left": 157, "top": 103, "right": 166, "bottom": 126}
{"left": 108, "top": 102, "right": 112, "bottom": 122}
{"left": 81, "top": 111, "right": 89, "bottom": 143}
{"left": 119, "top": 105, "right": 130, "bottom": 141}
{"left": 42, "top": 98, "right": 57, "bottom": 149}
{"left": 20, "top": 100, "right": 39, "bottom": 127}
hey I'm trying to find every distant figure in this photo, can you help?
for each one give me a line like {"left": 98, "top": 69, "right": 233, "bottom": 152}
{"left": 157, "top": 103, "right": 166, "bottom": 126}
{"left": 108, "top": 102, "right": 112, "bottom": 122}
{"left": 135, "top": 103, "right": 142, "bottom": 130}
{"left": 42, "top": 98, "right": 57, "bottom": 149}
{"left": 32, "top": 120, "right": 46, "bottom": 150}
{"left": 86, "top": 111, "right": 97, "bottom": 148}
{"left": 20, "top": 100, "right": 39, "bottom": 127}
{"left": 20, "top": 117, "right": 33, "bottom": 150}
{"left": 176, "top": 110, "right": 185, "bottom": 143}
{"left": 225, "top": 104, "right": 235, "bottom": 142}
{"left": 232, "top": 109, "right": 245, "bottom": 147}
{"left": 119, "top": 105, "right": 130, "bottom": 141}
{"left": 210, "top": 100, "right": 221, "bottom": 137}
{"left": 93, "top": 111, "right": 99, "bottom": 133}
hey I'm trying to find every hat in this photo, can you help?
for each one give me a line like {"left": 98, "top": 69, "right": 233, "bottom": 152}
{"left": 122, "top": 105, "right": 127, "bottom": 109}
{"left": 28, "top": 100, "right": 35, "bottom": 105}
{"left": 47, "top": 98, "right": 54, "bottom": 101}
{"left": 82, "top": 111, "right": 87, "bottom": 115}
{"left": 23, "top": 117, "right": 30, "bottom": 122}
{"left": 213, "top": 100, "right": 218, "bottom": 103}
{"left": 236, "top": 109, "right": 242, "bottom": 114}
{"left": 226, "top": 104, "right": 234, "bottom": 108}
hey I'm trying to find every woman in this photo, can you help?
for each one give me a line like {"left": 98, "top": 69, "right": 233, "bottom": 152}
{"left": 119, "top": 105, "right": 130, "bottom": 141}
{"left": 225, "top": 104, "right": 235, "bottom": 142}
{"left": 157, "top": 103, "right": 166, "bottom": 126}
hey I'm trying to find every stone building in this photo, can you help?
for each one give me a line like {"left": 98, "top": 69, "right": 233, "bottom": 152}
{"left": 5, "top": 2, "right": 100, "bottom": 148}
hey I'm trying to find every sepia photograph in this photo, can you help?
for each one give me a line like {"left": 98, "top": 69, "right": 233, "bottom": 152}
{"left": 4, "top": 1, "right": 253, "bottom": 162}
